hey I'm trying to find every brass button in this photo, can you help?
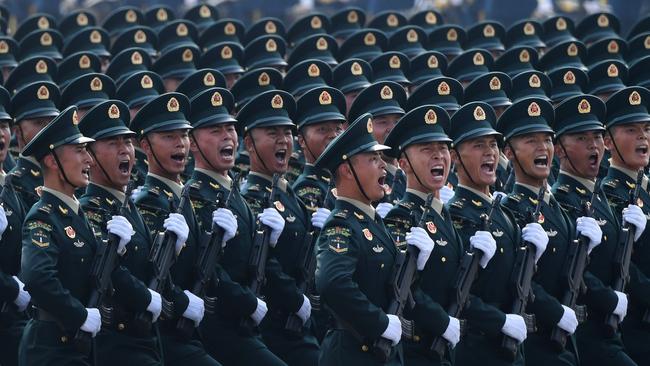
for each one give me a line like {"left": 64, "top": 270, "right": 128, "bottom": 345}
{"left": 61, "top": 336, "right": 68, "bottom": 343}
{"left": 604, "top": 235, "right": 607, "bottom": 241}
{"left": 500, "top": 247, "right": 504, "bottom": 253}
{"left": 552, "top": 247, "right": 556, "bottom": 253}
{"left": 380, "top": 263, "right": 385, "bottom": 268}
{"left": 81, "top": 258, "right": 84, "bottom": 262}
{"left": 441, "top": 257, "right": 446, "bottom": 263}
{"left": 134, "top": 246, "right": 138, "bottom": 251}
{"left": 413, "top": 335, "right": 421, "bottom": 342}
{"left": 118, "top": 323, "right": 125, "bottom": 330}
{"left": 361, "top": 345, "right": 369, "bottom": 352}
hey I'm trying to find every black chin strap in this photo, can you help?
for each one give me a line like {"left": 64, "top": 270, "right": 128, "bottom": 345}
{"left": 507, "top": 141, "right": 537, "bottom": 184}
{"left": 51, "top": 150, "right": 77, "bottom": 188}
{"left": 606, "top": 129, "right": 628, "bottom": 166}
{"left": 190, "top": 133, "right": 220, "bottom": 172}
{"left": 144, "top": 135, "right": 175, "bottom": 178}
{"left": 346, "top": 160, "right": 371, "bottom": 202}
{"left": 558, "top": 139, "right": 582, "bottom": 176}
{"left": 299, "top": 131, "right": 318, "bottom": 164}
{"left": 403, "top": 151, "right": 428, "bottom": 190}
{"left": 455, "top": 153, "right": 479, "bottom": 188}
{"left": 249, "top": 135, "right": 273, "bottom": 175}
{"left": 88, "top": 146, "right": 116, "bottom": 187}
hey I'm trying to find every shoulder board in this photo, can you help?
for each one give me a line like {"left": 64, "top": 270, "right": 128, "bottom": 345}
{"left": 398, "top": 201, "right": 414, "bottom": 209}
{"left": 334, "top": 209, "right": 349, "bottom": 219}
{"left": 89, "top": 197, "right": 101, "bottom": 206}
{"left": 86, "top": 210, "right": 104, "bottom": 223}
{"left": 190, "top": 181, "right": 202, "bottom": 190}
{"left": 37, "top": 204, "right": 52, "bottom": 214}
{"left": 449, "top": 198, "right": 465, "bottom": 209}
{"left": 509, "top": 193, "right": 523, "bottom": 203}
{"left": 306, "top": 174, "right": 318, "bottom": 180}
{"left": 247, "top": 184, "right": 261, "bottom": 192}
{"left": 557, "top": 184, "right": 570, "bottom": 193}
{"left": 603, "top": 179, "right": 619, "bottom": 189}
{"left": 148, "top": 186, "right": 160, "bottom": 196}
{"left": 26, "top": 220, "right": 52, "bottom": 231}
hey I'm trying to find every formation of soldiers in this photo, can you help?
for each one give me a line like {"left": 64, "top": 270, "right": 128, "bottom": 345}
{"left": 1, "top": 2, "right": 650, "bottom": 366}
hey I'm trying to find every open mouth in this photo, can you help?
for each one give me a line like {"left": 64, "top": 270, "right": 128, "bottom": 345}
{"left": 636, "top": 145, "right": 649, "bottom": 155}
{"left": 0, "top": 141, "right": 5, "bottom": 151}
{"left": 220, "top": 146, "right": 234, "bottom": 160}
{"left": 118, "top": 160, "right": 130, "bottom": 174}
{"left": 171, "top": 153, "right": 185, "bottom": 163}
{"left": 587, "top": 152, "right": 598, "bottom": 166}
{"left": 533, "top": 155, "right": 549, "bottom": 168}
{"left": 274, "top": 149, "right": 287, "bottom": 164}
{"left": 378, "top": 175, "right": 386, "bottom": 186}
{"left": 480, "top": 161, "right": 495, "bottom": 174}
{"left": 431, "top": 165, "right": 445, "bottom": 178}
{"left": 82, "top": 167, "right": 90, "bottom": 179}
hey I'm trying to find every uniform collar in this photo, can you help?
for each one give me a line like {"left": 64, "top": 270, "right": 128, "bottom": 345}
{"left": 559, "top": 169, "right": 595, "bottom": 192}
{"left": 19, "top": 154, "right": 41, "bottom": 168}
{"left": 0, "top": 171, "right": 5, "bottom": 186}
{"left": 248, "top": 171, "right": 288, "bottom": 193}
{"left": 195, "top": 167, "right": 232, "bottom": 189}
{"left": 431, "top": 197, "right": 444, "bottom": 216}
{"left": 92, "top": 183, "right": 126, "bottom": 204}
{"left": 609, "top": 162, "right": 648, "bottom": 191}
{"left": 515, "top": 182, "right": 551, "bottom": 204}
{"left": 385, "top": 162, "right": 398, "bottom": 175}
{"left": 338, "top": 195, "right": 375, "bottom": 218}
{"left": 149, "top": 173, "right": 183, "bottom": 198}
{"left": 42, "top": 186, "right": 79, "bottom": 214}
{"left": 458, "top": 184, "right": 493, "bottom": 203}
{"left": 499, "top": 152, "right": 509, "bottom": 169}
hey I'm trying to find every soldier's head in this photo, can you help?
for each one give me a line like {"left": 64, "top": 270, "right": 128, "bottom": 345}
{"left": 552, "top": 95, "right": 606, "bottom": 180}
{"left": 188, "top": 88, "right": 238, "bottom": 174}
{"left": 348, "top": 81, "right": 406, "bottom": 145}
{"left": 0, "top": 86, "right": 10, "bottom": 166}
{"left": 10, "top": 81, "right": 60, "bottom": 150}
{"left": 295, "top": 87, "right": 346, "bottom": 163}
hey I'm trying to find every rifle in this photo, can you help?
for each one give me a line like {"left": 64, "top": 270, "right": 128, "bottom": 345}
{"left": 176, "top": 174, "right": 241, "bottom": 338}
{"left": 0, "top": 175, "right": 16, "bottom": 314}
{"left": 133, "top": 184, "right": 191, "bottom": 335}
{"left": 241, "top": 173, "right": 281, "bottom": 328}
{"left": 604, "top": 170, "right": 644, "bottom": 335}
{"left": 501, "top": 186, "right": 545, "bottom": 361}
{"left": 550, "top": 185, "right": 598, "bottom": 351}
{"left": 373, "top": 194, "right": 435, "bottom": 362}
{"left": 73, "top": 183, "right": 134, "bottom": 354}
{"left": 430, "top": 195, "right": 503, "bottom": 358}
{"left": 284, "top": 180, "right": 334, "bottom": 334}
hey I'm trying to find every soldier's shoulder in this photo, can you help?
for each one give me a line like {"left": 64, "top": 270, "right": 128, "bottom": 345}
{"left": 384, "top": 203, "right": 411, "bottom": 223}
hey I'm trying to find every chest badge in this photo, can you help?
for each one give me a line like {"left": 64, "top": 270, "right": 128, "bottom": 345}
{"left": 576, "top": 187, "right": 587, "bottom": 195}
{"left": 363, "top": 228, "right": 373, "bottom": 241}
{"left": 286, "top": 214, "right": 296, "bottom": 223}
{"left": 30, "top": 169, "right": 41, "bottom": 177}
{"left": 354, "top": 211, "right": 364, "bottom": 220}
{"left": 274, "top": 201, "right": 285, "bottom": 212}
{"left": 537, "top": 213, "right": 545, "bottom": 224}
{"left": 492, "top": 229, "right": 504, "bottom": 237}
{"left": 64, "top": 226, "right": 76, "bottom": 239}
{"left": 471, "top": 199, "right": 483, "bottom": 207}
{"left": 73, "top": 240, "right": 85, "bottom": 248}
{"left": 436, "top": 239, "right": 448, "bottom": 246}
{"left": 596, "top": 218, "right": 607, "bottom": 226}
{"left": 546, "top": 229, "right": 558, "bottom": 237}
{"left": 637, "top": 198, "right": 644, "bottom": 208}
{"left": 372, "top": 244, "right": 384, "bottom": 253}
{"left": 426, "top": 221, "right": 437, "bottom": 234}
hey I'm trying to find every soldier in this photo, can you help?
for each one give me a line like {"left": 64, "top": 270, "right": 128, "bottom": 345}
{"left": 9, "top": 81, "right": 60, "bottom": 209}
{"left": 19, "top": 106, "right": 105, "bottom": 365}
{"left": 551, "top": 94, "right": 638, "bottom": 366}
{"left": 383, "top": 105, "right": 467, "bottom": 365}
{"left": 600, "top": 86, "right": 650, "bottom": 366}
{"left": 77, "top": 100, "right": 163, "bottom": 365}
{"left": 239, "top": 90, "right": 320, "bottom": 366}
{"left": 446, "top": 102, "right": 548, "bottom": 366}
{"left": 314, "top": 112, "right": 434, "bottom": 365}
{"left": 185, "top": 87, "right": 286, "bottom": 366}
{"left": 497, "top": 98, "right": 599, "bottom": 366}
{"left": 131, "top": 93, "right": 222, "bottom": 366}
{"left": 0, "top": 86, "right": 29, "bottom": 366}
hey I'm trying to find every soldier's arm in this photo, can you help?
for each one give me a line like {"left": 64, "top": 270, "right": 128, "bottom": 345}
{"left": 405, "top": 282, "right": 452, "bottom": 337}
{"left": 0, "top": 272, "right": 18, "bottom": 303}
{"left": 316, "top": 219, "right": 389, "bottom": 339}
{"left": 21, "top": 219, "right": 87, "bottom": 331}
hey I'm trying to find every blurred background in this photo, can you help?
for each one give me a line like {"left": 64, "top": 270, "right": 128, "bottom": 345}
{"left": 3, "top": 0, "right": 650, "bottom": 37}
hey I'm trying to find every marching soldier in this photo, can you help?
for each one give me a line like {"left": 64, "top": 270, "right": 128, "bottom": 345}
{"left": 77, "top": 100, "right": 163, "bottom": 365}
{"left": 185, "top": 87, "right": 286, "bottom": 366}
{"left": 600, "top": 86, "right": 650, "bottom": 366}
{"left": 551, "top": 94, "right": 639, "bottom": 366}
{"left": 314, "top": 112, "right": 435, "bottom": 365}
{"left": 446, "top": 102, "right": 548, "bottom": 366}
{"left": 131, "top": 93, "right": 222, "bottom": 366}
{"left": 383, "top": 105, "right": 465, "bottom": 365}
{"left": 239, "top": 90, "right": 320, "bottom": 366}
{"left": 18, "top": 106, "right": 101, "bottom": 365}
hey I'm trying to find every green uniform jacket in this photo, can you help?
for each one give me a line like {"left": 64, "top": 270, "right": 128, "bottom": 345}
{"left": 0, "top": 175, "right": 27, "bottom": 304}
{"left": 380, "top": 165, "right": 406, "bottom": 205}
{"left": 9, "top": 156, "right": 42, "bottom": 209}
{"left": 316, "top": 199, "right": 402, "bottom": 365}
{"left": 292, "top": 164, "right": 335, "bottom": 213}
{"left": 131, "top": 148, "right": 148, "bottom": 189}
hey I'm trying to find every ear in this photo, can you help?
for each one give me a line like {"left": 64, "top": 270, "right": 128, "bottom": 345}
{"left": 603, "top": 130, "right": 614, "bottom": 151}
{"left": 188, "top": 132, "right": 199, "bottom": 153}
{"left": 503, "top": 142, "right": 514, "bottom": 160}
{"left": 554, "top": 138, "right": 565, "bottom": 160}
{"left": 297, "top": 132, "right": 306, "bottom": 151}
{"left": 450, "top": 148, "right": 460, "bottom": 164}
{"left": 243, "top": 133, "right": 254, "bottom": 154}
{"left": 397, "top": 152, "right": 410, "bottom": 173}
{"left": 336, "top": 161, "right": 353, "bottom": 180}
{"left": 140, "top": 136, "right": 151, "bottom": 155}
{"left": 42, "top": 153, "right": 57, "bottom": 171}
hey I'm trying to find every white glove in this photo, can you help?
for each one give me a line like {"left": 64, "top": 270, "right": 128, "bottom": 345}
{"left": 11, "top": 276, "right": 30, "bottom": 312}
{"left": 501, "top": 314, "right": 527, "bottom": 343}
{"left": 107, "top": 215, "right": 133, "bottom": 256}
{"left": 406, "top": 227, "right": 435, "bottom": 270}
{"left": 623, "top": 204, "right": 647, "bottom": 242}
{"left": 576, "top": 216, "right": 602, "bottom": 254}
{"left": 557, "top": 305, "right": 578, "bottom": 334}
{"left": 81, "top": 308, "right": 101, "bottom": 337}
{"left": 130, "top": 186, "right": 142, "bottom": 201}
{"left": 258, "top": 208, "right": 285, "bottom": 247}
{"left": 212, "top": 208, "right": 238, "bottom": 245}
{"left": 470, "top": 231, "right": 497, "bottom": 268}
{"left": 146, "top": 289, "right": 162, "bottom": 322}
{"left": 613, "top": 291, "right": 628, "bottom": 322}
{"left": 296, "top": 294, "right": 312, "bottom": 325}
{"left": 0, "top": 205, "right": 7, "bottom": 239}
{"left": 522, "top": 223, "right": 548, "bottom": 263}
{"left": 182, "top": 290, "right": 205, "bottom": 327}
{"left": 492, "top": 191, "right": 507, "bottom": 200}
{"left": 450, "top": 0, "right": 463, "bottom": 6}
{"left": 381, "top": 314, "right": 402, "bottom": 346}
{"left": 164, "top": 213, "right": 189, "bottom": 255}
{"left": 535, "top": 0, "right": 554, "bottom": 15}
{"left": 442, "top": 316, "right": 461, "bottom": 348}
{"left": 250, "top": 298, "right": 268, "bottom": 325}
{"left": 440, "top": 185, "right": 455, "bottom": 204}
{"left": 376, "top": 202, "right": 393, "bottom": 219}
{"left": 311, "top": 207, "right": 331, "bottom": 229}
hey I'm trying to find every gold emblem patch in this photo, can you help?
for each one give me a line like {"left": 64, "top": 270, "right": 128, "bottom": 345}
{"left": 211, "top": 91, "right": 223, "bottom": 106}
{"left": 473, "top": 52, "right": 484, "bottom": 66}
{"left": 380, "top": 85, "right": 393, "bottom": 100}
{"left": 387, "top": 14, "right": 399, "bottom": 27}
{"left": 271, "top": 94, "right": 283, "bottom": 109}
{"left": 176, "top": 23, "right": 188, "bottom": 37}
{"left": 348, "top": 10, "right": 358, "bottom": 23}
{"left": 125, "top": 9, "right": 137, "bottom": 23}
{"left": 108, "top": 104, "right": 120, "bottom": 119}
{"left": 273, "top": 200, "right": 285, "bottom": 212}
{"left": 182, "top": 49, "right": 194, "bottom": 62}
{"left": 265, "top": 20, "right": 276, "bottom": 34}
{"left": 311, "top": 16, "right": 322, "bottom": 29}
{"left": 141, "top": 75, "right": 153, "bottom": 89}
{"left": 578, "top": 99, "right": 591, "bottom": 114}
{"left": 563, "top": 70, "right": 575, "bottom": 84}
{"left": 308, "top": 63, "right": 320, "bottom": 77}
{"left": 316, "top": 37, "right": 328, "bottom": 50}
{"left": 607, "top": 63, "right": 619, "bottom": 77}
{"left": 427, "top": 55, "right": 438, "bottom": 68}
{"left": 37, "top": 85, "right": 49, "bottom": 100}
{"left": 224, "top": 22, "right": 236, "bottom": 35}
{"left": 363, "top": 228, "right": 373, "bottom": 240}
{"left": 131, "top": 51, "right": 143, "bottom": 65}
{"left": 134, "top": 30, "right": 147, "bottom": 43}
{"left": 199, "top": 5, "right": 211, "bottom": 18}
{"left": 65, "top": 226, "right": 76, "bottom": 239}
{"left": 167, "top": 97, "right": 180, "bottom": 112}
{"left": 528, "top": 102, "right": 541, "bottom": 116}
{"left": 607, "top": 40, "right": 619, "bottom": 53}
{"left": 35, "top": 60, "right": 48, "bottom": 74}
{"left": 38, "top": 16, "right": 49, "bottom": 29}
{"left": 630, "top": 91, "right": 641, "bottom": 105}
{"left": 519, "top": 49, "right": 530, "bottom": 63}
{"left": 523, "top": 22, "right": 535, "bottom": 35}
{"left": 483, "top": 24, "right": 495, "bottom": 37}
{"left": 447, "top": 28, "right": 458, "bottom": 41}
{"left": 258, "top": 72, "right": 270, "bottom": 86}
{"left": 529, "top": 74, "right": 541, "bottom": 88}
{"left": 265, "top": 39, "right": 277, "bottom": 52}
{"left": 567, "top": 43, "right": 578, "bottom": 56}
{"left": 351, "top": 62, "right": 363, "bottom": 75}
{"left": 203, "top": 72, "right": 215, "bottom": 86}
{"left": 389, "top": 55, "right": 401, "bottom": 69}
{"left": 489, "top": 76, "right": 501, "bottom": 90}
{"left": 426, "top": 221, "right": 437, "bottom": 234}
{"left": 157, "top": 8, "right": 168, "bottom": 21}
{"left": 40, "top": 32, "right": 52, "bottom": 46}
{"left": 425, "top": 109, "right": 437, "bottom": 124}
{"left": 426, "top": 11, "right": 437, "bottom": 24}
{"left": 90, "top": 30, "right": 102, "bottom": 44}
{"left": 556, "top": 17, "right": 567, "bottom": 31}
{"left": 364, "top": 32, "right": 376, "bottom": 46}
{"left": 221, "top": 45, "right": 232, "bottom": 59}
{"left": 597, "top": 14, "right": 609, "bottom": 27}
{"left": 90, "top": 77, "right": 103, "bottom": 91}
{"left": 474, "top": 106, "right": 486, "bottom": 121}
{"left": 438, "top": 81, "right": 450, "bottom": 95}
{"left": 407, "top": 29, "right": 418, "bottom": 42}
{"left": 319, "top": 91, "right": 332, "bottom": 105}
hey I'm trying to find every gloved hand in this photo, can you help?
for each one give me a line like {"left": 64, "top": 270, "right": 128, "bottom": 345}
{"left": 613, "top": 291, "right": 628, "bottom": 321}
{"left": 12, "top": 276, "right": 30, "bottom": 312}
{"left": 212, "top": 208, "right": 238, "bottom": 245}
{"left": 534, "top": 0, "right": 554, "bottom": 16}
{"left": 182, "top": 290, "right": 205, "bottom": 327}
{"left": 470, "top": 231, "right": 497, "bottom": 268}
{"left": 440, "top": 185, "right": 454, "bottom": 204}
{"left": 576, "top": 216, "right": 602, "bottom": 254}
{"left": 250, "top": 298, "right": 268, "bottom": 325}
{"left": 311, "top": 207, "right": 331, "bottom": 229}
{"left": 107, "top": 215, "right": 133, "bottom": 256}
{"left": 406, "top": 227, "right": 435, "bottom": 270}
{"left": 258, "top": 208, "right": 285, "bottom": 247}
{"left": 130, "top": 186, "right": 143, "bottom": 201}
{"left": 0, "top": 205, "right": 7, "bottom": 239}
{"left": 492, "top": 191, "right": 508, "bottom": 200}
{"left": 381, "top": 314, "right": 402, "bottom": 346}
{"left": 501, "top": 314, "right": 527, "bottom": 343}
{"left": 146, "top": 289, "right": 162, "bottom": 322}
{"left": 81, "top": 308, "right": 101, "bottom": 337}
{"left": 296, "top": 294, "right": 312, "bottom": 325}
{"left": 557, "top": 305, "right": 578, "bottom": 334}
{"left": 442, "top": 316, "right": 461, "bottom": 348}
{"left": 623, "top": 204, "right": 647, "bottom": 242}
{"left": 376, "top": 202, "right": 393, "bottom": 219}
{"left": 522, "top": 223, "right": 548, "bottom": 263}
{"left": 164, "top": 213, "right": 189, "bottom": 255}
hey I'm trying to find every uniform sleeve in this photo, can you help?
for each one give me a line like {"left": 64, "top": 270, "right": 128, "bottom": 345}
{"left": 21, "top": 220, "right": 87, "bottom": 331}
{"left": 316, "top": 220, "right": 389, "bottom": 339}
{"left": 529, "top": 281, "right": 564, "bottom": 329}
{"left": 582, "top": 270, "right": 618, "bottom": 314}
{"left": 213, "top": 266, "right": 258, "bottom": 318}
{"left": 0, "top": 272, "right": 18, "bottom": 303}
{"left": 294, "top": 181, "right": 322, "bottom": 213}
{"left": 405, "top": 282, "right": 451, "bottom": 337}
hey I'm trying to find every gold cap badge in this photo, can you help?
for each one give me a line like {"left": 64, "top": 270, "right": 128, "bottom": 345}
{"left": 366, "top": 117, "right": 373, "bottom": 133}
{"left": 271, "top": 94, "right": 283, "bottom": 109}
{"left": 176, "top": 23, "right": 188, "bottom": 37}
{"left": 211, "top": 91, "right": 223, "bottom": 106}
{"left": 578, "top": 99, "right": 591, "bottom": 114}
{"left": 141, "top": 75, "right": 153, "bottom": 89}
{"left": 387, "top": 14, "right": 399, "bottom": 27}
{"left": 37, "top": 85, "right": 49, "bottom": 100}
{"left": 425, "top": 109, "right": 437, "bottom": 124}
{"left": 351, "top": 62, "right": 363, "bottom": 75}
{"left": 308, "top": 63, "right": 320, "bottom": 77}
{"left": 90, "top": 77, "right": 103, "bottom": 91}
{"left": 203, "top": 72, "right": 215, "bottom": 86}
{"left": 258, "top": 72, "right": 270, "bottom": 86}
{"left": 447, "top": 28, "right": 458, "bottom": 41}
{"left": 364, "top": 32, "right": 376, "bottom": 46}
{"left": 167, "top": 97, "right": 179, "bottom": 112}
{"left": 483, "top": 24, "right": 495, "bottom": 37}
{"left": 438, "top": 81, "right": 450, "bottom": 95}
{"left": 489, "top": 76, "right": 501, "bottom": 90}
{"left": 389, "top": 55, "right": 401, "bottom": 69}
{"left": 597, "top": 14, "right": 609, "bottom": 27}
{"left": 319, "top": 90, "right": 332, "bottom": 105}
{"left": 629, "top": 91, "right": 641, "bottom": 105}
{"left": 265, "top": 39, "right": 277, "bottom": 52}
{"left": 131, "top": 51, "right": 143, "bottom": 65}
{"left": 311, "top": 16, "right": 322, "bottom": 29}
{"left": 528, "top": 101, "right": 541, "bottom": 116}
{"left": 474, "top": 106, "right": 486, "bottom": 120}
{"left": 221, "top": 45, "right": 232, "bottom": 59}
{"left": 125, "top": 9, "right": 137, "bottom": 23}
{"left": 90, "top": 30, "right": 102, "bottom": 44}
{"left": 35, "top": 60, "right": 48, "bottom": 74}
{"left": 563, "top": 70, "right": 576, "bottom": 84}
{"left": 473, "top": 52, "right": 485, "bottom": 65}
{"left": 182, "top": 49, "right": 194, "bottom": 62}
{"left": 40, "top": 32, "right": 52, "bottom": 46}
{"left": 380, "top": 85, "right": 393, "bottom": 100}
{"left": 265, "top": 20, "right": 276, "bottom": 34}
{"left": 108, "top": 104, "right": 120, "bottom": 119}
{"left": 529, "top": 74, "right": 541, "bottom": 87}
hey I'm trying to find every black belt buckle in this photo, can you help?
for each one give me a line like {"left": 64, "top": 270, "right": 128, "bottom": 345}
{"left": 523, "top": 313, "right": 537, "bottom": 333}
{"left": 575, "top": 305, "right": 587, "bottom": 324}
{"left": 204, "top": 296, "right": 217, "bottom": 315}
{"left": 308, "top": 294, "right": 321, "bottom": 312}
